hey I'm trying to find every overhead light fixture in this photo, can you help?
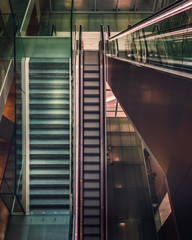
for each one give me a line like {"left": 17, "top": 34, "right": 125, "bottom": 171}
{"left": 109, "top": 0, "right": 192, "bottom": 41}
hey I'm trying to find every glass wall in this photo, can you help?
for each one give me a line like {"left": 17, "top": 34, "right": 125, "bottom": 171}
{"left": 0, "top": 13, "right": 14, "bottom": 91}
{"left": 107, "top": 5, "right": 192, "bottom": 73}
{"left": 107, "top": 118, "right": 158, "bottom": 240}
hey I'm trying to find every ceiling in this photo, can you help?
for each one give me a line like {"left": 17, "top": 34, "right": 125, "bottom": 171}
{"left": 39, "top": 0, "right": 157, "bottom": 13}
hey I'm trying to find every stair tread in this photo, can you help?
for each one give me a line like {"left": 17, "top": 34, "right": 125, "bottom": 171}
{"left": 30, "top": 58, "right": 69, "bottom": 63}
{"left": 30, "top": 169, "right": 69, "bottom": 174}
{"left": 30, "top": 179, "right": 69, "bottom": 185}
{"left": 30, "top": 199, "right": 69, "bottom": 204}
{"left": 30, "top": 160, "right": 69, "bottom": 165}
{"left": 30, "top": 189, "right": 69, "bottom": 194}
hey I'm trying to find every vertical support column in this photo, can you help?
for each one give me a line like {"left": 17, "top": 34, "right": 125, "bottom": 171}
{"left": 21, "top": 57, "right": 30, "bottom": 214}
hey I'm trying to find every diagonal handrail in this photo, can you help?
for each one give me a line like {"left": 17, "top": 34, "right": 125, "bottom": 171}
{"left": 108, "top": 0, "right": 192, "bottom": 41}
{"left": 99, "top": 24, "right": 107, "bottom": 240}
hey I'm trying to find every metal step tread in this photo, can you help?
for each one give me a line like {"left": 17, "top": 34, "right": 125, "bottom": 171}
{"left": 30, "top": 199, "right": 69, "bottom": 205}
{"left": 30, "top": 179, "right": 70, "bottom": 185}
{"left": 30, "top": 124, "right": 70, "bottom": 130}
{"left": 30, "top": 189, "right": 69, "bottom": 195}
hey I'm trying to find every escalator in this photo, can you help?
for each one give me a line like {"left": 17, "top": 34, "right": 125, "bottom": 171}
{"left": 77, "top": 26, "right": 106, "bottom": 240}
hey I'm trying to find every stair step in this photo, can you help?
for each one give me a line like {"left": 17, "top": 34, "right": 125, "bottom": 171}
{"left": 30, "top": 143, "right": 69, "bottom": 149}
{"left": 84, "top": 81, "right": 99, "bottom": 87}
{"left": 84, "top": 181, "right": 100, "bottom": 189}
{"left": 30, "top": 129, "right": 69, "bottom": 134}
{"left": 84, "top": 155, "right": 100, "bottom": 163}
{"left": 30, "top": 149, "right": 69, "bottom": 154}
{"left": 30, "top": 109, "right": 69, "bottom": 115}
{"left": 30, "top": 199, "right": 69, "bottom": 207}
{"left": 84, "top": 52, "right": 98, "bottom": 65}
{"left": 30, "top": 68, "right": 68, "bottom": 73}
{"left": 30, "top": 115, "right": 69, "bottom": 120}
{"left": 30, "top": 179, "right": 69, "bottom": 186}
{"left": 30, "top": 134, "right": 69, "bottom": 139}
{"left": 30, "top": 174, "right": 69, "bottom": 179}
{"left": 84, "top": 208, "right": 100, "bottom": 216}
{"left": 84, "top": 173, "right": 100, "bottom": 180}
{"left": 29, "top": 73, "right": 69, "bottom": 79}
{"left": 84, "top": 105, "right": 99, "bottom": 111}
{"left": 84, "top": 139, "right": 99, "bottom": 145}
{"left": 84, "top": 97, "right": 99, "bottom": 103}
{"left": 30, "top": 79, "right": 69, "bottom": 84}
{"left": 30, "top": 119, "right": 69, "bottom": 124}
{"left": 30, "top": 123, "right": 70, "bottom": 129}
{"left": 30, "top": 162, "right": 69, "bottom": 169}
{"left": 30, "top": 139, "right": 69, "bottom": 144}
{"left": 30, "top": 89, "right": 69, "bottom": 94}
{"left": 84, "top": 236, "right": 100, "bottom": 240}
{"left": 30, "top": 99, "right": 69, "bottom": 104}
{"left": 30, "top": 103, "right": 69, "bottom": 109}
{"left": 84, "top": 191, "right": 100, "bottom": 198}
{"left": 84, "top": 65, "right": 99, "bottom": 72}
{"left": 30, "top": 93, "right": 69, "bottom": 99}
{"left": 84, "top": 114, "right": 99, "bottom": 120}
{"left": 84, "top": 164, "right": 100, "bottom": 171}
{"left": 84, "top": 89, "right": 99, "bottom": 95}
{"left": 84, "top": 199, "right": 100, "bottom": 207}
{"left": 30, "top": 83, "right": 69, "bottom": 89}
{"left": 30, "top": 189, "right": 69, "bottom": 195}
{"left": 84, "top": 148, "right": 100, "bottom": 154}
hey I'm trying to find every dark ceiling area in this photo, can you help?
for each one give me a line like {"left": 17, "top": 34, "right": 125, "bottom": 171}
{"left": 38, "top": 0, "right": 179, "bottom": 13}
{"left": 39, "top": 0, "right": 157, "bottom": 13}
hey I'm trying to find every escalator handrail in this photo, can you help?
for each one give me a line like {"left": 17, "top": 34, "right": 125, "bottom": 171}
{"left": 78, "top": 24, "right": 84, "bottom": 240}
{"left": 100, "top": 24, "right": 107, "bottom": 240}
{"left": 108, "top": 0, "right": 192, "bottom": 41}
{"left": 51, "top": 24, "right": 56, "bottom": 36}
{"left": 107, "top": 24, "right": 110, "bottom": 38}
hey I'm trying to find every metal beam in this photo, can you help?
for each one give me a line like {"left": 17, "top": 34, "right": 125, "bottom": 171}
{"left": 134, "top": 0, "right": 137, "bottom": 12}
{"left": 116, "top": 0, "right": 119, "bottom": 12}
{"left": 40, "top": 10, "right": 153, "bottom": 14}
{"left": 49, "top": 0, "right": 52, "bottom": 12}
{"left": 153, "top": 0, "right": 157, "bottom": 13}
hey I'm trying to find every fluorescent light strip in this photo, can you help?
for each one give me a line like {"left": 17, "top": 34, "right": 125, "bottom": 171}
{"left": 109, "top": 0, "right": 192, "bottom": 41}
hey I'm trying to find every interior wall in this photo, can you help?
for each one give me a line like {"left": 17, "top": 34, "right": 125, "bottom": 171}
{"left": 106, "top": 56, "right": 192, "bottom": 240}
{"left": 73, "top": 13, "right": 150, "bottom": 32}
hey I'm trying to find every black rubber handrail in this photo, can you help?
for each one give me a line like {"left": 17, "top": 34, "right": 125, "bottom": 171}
{"left": 99, "top": 24, "right": 106, "bottom": 240}
{"left": 51, "top": 24, "right": 56, "bottom": 36}
{"left": 78, "top": 24, "right": 84, "bottom": 240}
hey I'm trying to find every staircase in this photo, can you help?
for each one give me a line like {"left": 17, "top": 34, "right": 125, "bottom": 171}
{"left": 29, "top": 58, "right": 70, "bottom": 212}
{"left": 81, "top": 51, "right": 102, "bottom": 239}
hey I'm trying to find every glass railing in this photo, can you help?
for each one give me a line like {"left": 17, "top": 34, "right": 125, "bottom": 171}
{"left": 1, "top": 0, "right": 75, "bottom": 223}
{"left": 0, "top": 12, "right": 25, "bottom": 213}
{"left": 107, "top": 0, "right": 192, "bottom": 74}
{"left": 0, "top": 13, "right": 15, "bottom": 92}
{"left": 9, "top": 0, "right": 29, "bottom": 30}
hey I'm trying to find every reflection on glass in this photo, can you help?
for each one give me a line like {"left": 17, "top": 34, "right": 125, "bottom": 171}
{"left": 107, "top": 3, "right": 192, "bottom": 73}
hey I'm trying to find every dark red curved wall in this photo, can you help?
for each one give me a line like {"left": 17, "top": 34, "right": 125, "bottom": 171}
{"left": 107, "top": 56, "right": 192, "bottom": 240}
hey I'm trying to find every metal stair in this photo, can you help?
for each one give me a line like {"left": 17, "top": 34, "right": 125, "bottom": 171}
{"left": 29, "top": 58, "right": 70, "bottom": 211}
{"left": 81, "top": 51, "right": 101, "bottom": 240}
